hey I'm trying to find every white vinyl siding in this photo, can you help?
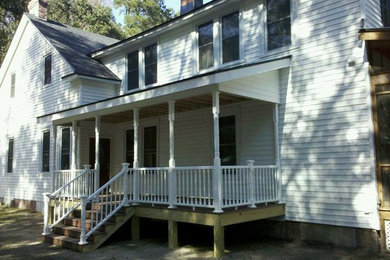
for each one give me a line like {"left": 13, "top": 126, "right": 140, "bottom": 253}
{"left": 365, "top": 0, "right": 383, "bottom": 28}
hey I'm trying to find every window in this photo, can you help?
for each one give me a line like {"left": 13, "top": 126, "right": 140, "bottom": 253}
{"left": 144, "top": 44, "right": 157, "bottom": 86}
{"left": 61, "top": 128, "right": 70, "bottom": 170}
{"left": 382, "top": 0, "right": 390, "bottom": 27}
{"left": 10, "top": 73, "right": 15, "bottom": 98}
{"left": 143, "top": 126, "right": 157, "bottom": 167}
{"left": 219, "top": 116, "right": 236, "bottom": 166}
{"left": 41, "top": 131, "right": 50, "bottom": 172}
{"left": 127, "top": 51, "right": 139, "bottom": 91}
{"left": 126, "top": 129, "right": 134, "bottom": 167}
{"left": 198, "top": 21, "right": 214, "bottom": 70}
{"left": 44, "top": 54, "right": 52, "bottom": 85}
{"left": 267, "top": 0, "right": 291, "bottom": 51}
{"left": 222, "top": 11, "right": 240, "bottom": 64}
{"left": 7, "top": 139, "right": 14, "bottom": 173}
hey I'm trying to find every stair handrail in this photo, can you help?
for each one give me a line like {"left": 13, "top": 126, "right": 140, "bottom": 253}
{"left": 79, "top": 163, "right": 131, "bottom": 245}
{"left": 42, "top": 165, "right": 95, "bottom": 235}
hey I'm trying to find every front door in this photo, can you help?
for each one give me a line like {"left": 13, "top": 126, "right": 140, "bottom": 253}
{"left": 372, "top": 73, "right": 390, "bottom": 249}
{"left": 89, "top": 138, "right": 111, "bottom": 187}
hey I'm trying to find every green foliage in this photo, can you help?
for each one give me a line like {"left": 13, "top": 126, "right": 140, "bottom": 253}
{"left": 114, "top": 0, "right": 175, "bottom": 37}
{"left": 0, "top": 0, "right": 28, "bottom": 67}
{"left": 47, "top": 0, "right": 124, "bottom": 39}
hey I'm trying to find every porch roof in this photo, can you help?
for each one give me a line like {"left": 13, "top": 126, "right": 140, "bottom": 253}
{"left": 37, "top": 57, "right": 290, "bottom": 125}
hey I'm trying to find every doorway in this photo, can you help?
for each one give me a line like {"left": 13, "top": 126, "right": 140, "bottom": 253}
{"left": 89, "top": 138, "right": 111, "bottom": 187}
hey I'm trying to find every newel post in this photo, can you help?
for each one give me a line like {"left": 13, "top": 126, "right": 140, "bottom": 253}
{"left": 42, "top": 193, "right": 51, "bottom": 235}
{"left": 79, "top": 195, "right": 88, "bottom": 245}
{"left": 247, "top": 160, "right": 256, "bottom": 208}
{"left": 122, "top": 163, "right": 130, "bottom": 206}
{"left": 212, "top": 91, "right": 223, "bottom": 213}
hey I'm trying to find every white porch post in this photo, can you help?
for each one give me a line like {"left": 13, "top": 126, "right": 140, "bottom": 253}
{"left": 273, "top": 104, "right": 282, "bottom": 201}
{"left": 168, "top": 101, "right": 176, "bottom": 208}
{"left": 71, "top": 121, "right": 77, "bottom": 178}
{"left": 133, "top": 108, "right": 140, "bottom": 204}
{"left": 94, "top": 116, "right": 101, "bottom": 192}
{"left": 212, "top": 91, "right": 223, "bottom": 213}
{"left": 51, "top": 124, "right": 57, "bottom": 192}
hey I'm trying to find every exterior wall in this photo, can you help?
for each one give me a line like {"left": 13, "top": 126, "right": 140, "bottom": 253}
{"left": 76, "top": 101, "right": 276, "bottom": 177}
{"left": 79, "top": 79, "right": 118, "bottom": 105}
{"left": 365, "top": 0, "right": 382, "bottom": 28}
{"left": 0, "top": 20, "right": 77, "bottom": 210}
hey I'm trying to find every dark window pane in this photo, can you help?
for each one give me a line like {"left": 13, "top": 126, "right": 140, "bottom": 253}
{"left": 144, "top": 126, "right": 157, "bottom": 167}
{"left": 267, "top": 0, "right": 291, "bottom": 50}
{"left": 199, "top": 21, "right": 213, "bottom": 46}
{"left": 198, "top": 21, "right": 214, "bottom": 70}
{"left": 381, "top": 166, "right": 390, "bottom": 207}
{"left": 128, "top": 51, "right": 139, "bottom": 90}
{"left": 44, "top": 54, "right": 52, "bottom": 85}
{"left": 126, "top": 129, "right": 134, "bottom": 167}
{"left": 145, "top": 44, "right": 157, "bottom": 85}
{"left": 42, "top": 131, "right": 50, "bottom": 172}
{"left": 219, "top": 116, "right": 236, "bottom": 165}
{"left": 7, "top": 139, "right": 14, "bottom": 173}
{"left": 61, "top": 128, "right": 70, "bottom": 170}
{"left": 382, "top": 0, "right": 390, "bottom": 26}
{"left": 222, "top": 12, "right": 239, "bottom": 64}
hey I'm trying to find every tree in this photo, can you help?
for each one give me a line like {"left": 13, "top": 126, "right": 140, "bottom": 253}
{"left": 0, "top": 0, "right": 28, "bottom": 67}
{"left": 114, "top": 0, "right": 175, "bottom": 37}
{"left": 47, "top": 0, "right": 124, "bottom": 39}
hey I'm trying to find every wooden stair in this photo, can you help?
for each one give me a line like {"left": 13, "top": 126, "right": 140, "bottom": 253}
{"left": 42, "top": 205, "right": 135, "bottom": 252}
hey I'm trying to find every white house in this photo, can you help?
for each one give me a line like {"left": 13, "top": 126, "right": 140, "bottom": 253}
{"left": 1, "top": 0, "right": 389, "bottom": 256}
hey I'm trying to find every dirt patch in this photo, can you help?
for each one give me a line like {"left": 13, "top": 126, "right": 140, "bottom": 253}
{"left": 0, "top": 205, "right": 388, "bottom": 259}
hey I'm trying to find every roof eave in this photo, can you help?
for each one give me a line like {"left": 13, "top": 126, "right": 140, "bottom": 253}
{"left": 62, "top": 73, "right": 121, "bottom": 84}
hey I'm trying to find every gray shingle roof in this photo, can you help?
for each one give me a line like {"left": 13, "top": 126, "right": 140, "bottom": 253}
{"left": 26, "top": 13, "right": 120, "bottom": 81}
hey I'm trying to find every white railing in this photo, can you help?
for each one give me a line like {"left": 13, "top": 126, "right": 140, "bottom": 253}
{"left": 79, "top": 163, "right": 131, "bottom": 245}
{"left": 53, "top": 169, "right": 84, "bottom": 192}
{"left": 253, "top": 165, "right": 279, "bottom": 203}
{"left": 137, "top": 168, "right": 169, "bottom": 204}
{"left": 42, "top": 165, "right": 96, "bottom": 235}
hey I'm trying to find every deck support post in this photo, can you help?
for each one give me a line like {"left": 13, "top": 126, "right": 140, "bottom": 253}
{"left": 51, "top": 124, "right": 57, "bottom": 192}
{"left": 94, "top": 116, "right": 100, "bottom": 192}
{"left": 168, "top": 219, "right": 178, "bottom": 249}
{"left": 213, "top": 222, "right": 225, "bottom": 258}
{"left": 273, "top": 104, "right": 281, "bottom": 201}
{"left": 131, "top": 216, "right": 140, "bottom": 241}
{"left": 79, "top": 195, "right": 88, "bottom": 245}
{"left": 212, "top": 91, "right": 223, "bottom": 213}
{"left": 71, "top": 121, "right": 77, "bottom": 178}
{"left": 168, "top": 101, "right": 177, "bottom": 209}
{"left": 42, "top": 193, "right": 51, "bottom": 235}
{"left": 133, "top": 108, "right": 140, "bottom": 205}
{"left": 247, "top": 160, "right": 256, "bottom": 208}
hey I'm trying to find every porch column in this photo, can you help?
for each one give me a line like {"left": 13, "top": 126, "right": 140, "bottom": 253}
{"left": 51, "top": 124, "right": 57, "bottom": 193}
{"left": 212, "top": 91, "right": 223, "bottom": 213}
{"left": 133, "top": 108, "right": 140, "bottom": 204}
{"left": 94, "top": 116, "right": 100, "bottom": 191}
{"left": 71, "top": 121, "right": 77, "bottom": 175}
{"left": 273, "top": 104, "right": 282, "bottom": 201}
{"left": 168, "top": 101, "right": 176, "bottom": 208}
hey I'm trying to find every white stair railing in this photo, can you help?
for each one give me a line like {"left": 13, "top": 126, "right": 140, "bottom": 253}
{"left": 79, "top": 163, "right": 130, "bottom": 245}
{"left": 42, "top": 165, "right": 96, "bottom": 235}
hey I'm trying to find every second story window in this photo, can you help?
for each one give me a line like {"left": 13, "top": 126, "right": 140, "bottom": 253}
{"left": 382, "top": 0, "right": 390, "bottom": 26}
{"left": 198, "top": 21, "right": 214, "bottom": 70}
{"left": 267, "top": 0, "right": 291, "bottom": 51}
{"left": 10, "top": 73, "right": 15, "bottom": 98}
{"left": 222, "top": 11, "right": 240, "bottom": 64}
{"left": 144, "top": 43, "right": 157, "bottom": 86}
{"left": 44, "top": 54, "right": 52, "bottom": 85}
{"left": 127, "top": 51, "right": 139, "bottom": 91}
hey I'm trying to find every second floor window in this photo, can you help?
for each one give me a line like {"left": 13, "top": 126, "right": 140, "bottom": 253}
{"left": 10, "top": 73, "right": 15, "bottom": 98}
{"left": 222, "top": 11, "right": 240, "bottom": 64}
{"left": 145, "top": 44, "right": 157, "bottom": 86}
{"left": 61, "top": 128, "right": 70, "bottom": 170}
{"left": 44, "top": 54, "right": 52, "bottom": 85}
{"left": 382, "top": 0, "right": 390, "bottom": 26}
{"left": 267, "top": 0, "right": 291, "bottom": 51}
{"left": 128, "top": 51, "right": 139, "bottom": 91}
{"left": 198, "top": 21, "right": 214, "bottom": 70}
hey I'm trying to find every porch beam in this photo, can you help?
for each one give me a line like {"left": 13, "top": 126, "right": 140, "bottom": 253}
{"left": 95, "top": 116, "right": 100, "bottom": 191}
{"left": 212, "top": 91, "right": 223, "bottom": 213}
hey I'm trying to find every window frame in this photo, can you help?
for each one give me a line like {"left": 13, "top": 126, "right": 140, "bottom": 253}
{"left": 126, "top": 50, "right": 140, "bottom": 92}
{"left": 43, "top": 53, "right": 52, "bottom": 86}
{"left": 197, "top": 20, "right": 215, "bottom": 72}
{"left": 142, "top": 125, "right": 158, "bottom": 168}
{"left": 144, "top": 43, "right": 159, "bottom": 87}
{"left": 40, "top": 130, "right": 51, "bottom": 173}
{"left": 7, "top": 138, "right": 14, "bottom": 173}
{"left": 10, "top": 73, "right": 15, "bottom": 98}
{"left": 221, "top": 11, "right": 241, "bottom": 65}
{"left": 219, "top": 115, "right": 238, "bottom": 166}
{"left": 60, "top": 127, "right": 71, "bottom": 170}
{"left": 125, "top": 128, "right": 135, "bottom": 168}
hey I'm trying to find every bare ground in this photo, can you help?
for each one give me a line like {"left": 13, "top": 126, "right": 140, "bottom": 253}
{"left": 0, "top": 205, "right": 388, "bottom": 260}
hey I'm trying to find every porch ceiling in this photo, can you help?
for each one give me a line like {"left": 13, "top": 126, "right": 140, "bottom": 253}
{"left": 95, "top": 93, "right": 250, "bottom": 124}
